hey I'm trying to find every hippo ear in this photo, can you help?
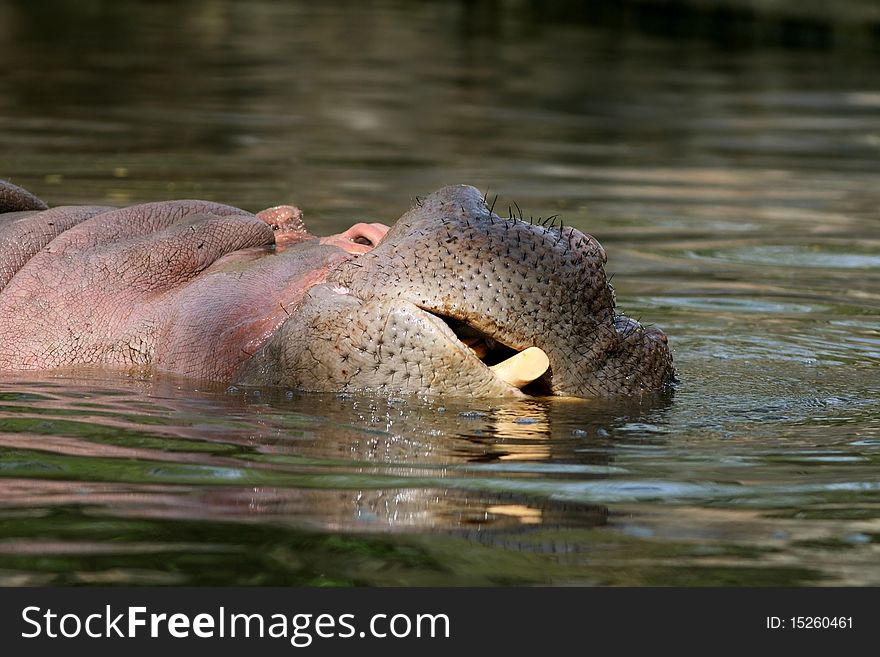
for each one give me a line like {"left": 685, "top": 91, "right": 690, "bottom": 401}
{"left": 0, "top": 179, "right": 48, "bottom": 212}
{"left": 256, "top": 205, "right": 314, "bottom": 248}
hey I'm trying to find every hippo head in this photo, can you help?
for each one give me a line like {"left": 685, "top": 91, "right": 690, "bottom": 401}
{"left": 240, "top": 185, "right": 674, "bottom": 398}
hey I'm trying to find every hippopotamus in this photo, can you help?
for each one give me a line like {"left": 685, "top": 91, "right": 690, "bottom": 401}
{"left": 0, "top": 178, "right": 673, "bottom": 398}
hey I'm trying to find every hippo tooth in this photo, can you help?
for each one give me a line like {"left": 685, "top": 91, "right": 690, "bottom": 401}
{"left": 489, "top": 347, "right": 549, "bottom": 389}
{"left": 462, "top": 337, "right": 489, "bottom": 359}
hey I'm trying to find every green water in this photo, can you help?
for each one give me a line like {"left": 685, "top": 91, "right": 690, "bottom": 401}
{"left": 0, "top": 0, "right": 878, "bottom": 586}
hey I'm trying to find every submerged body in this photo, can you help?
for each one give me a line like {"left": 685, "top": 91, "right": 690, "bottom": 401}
{"left": 0, "top": 179, "right": 673, "bottom": 398}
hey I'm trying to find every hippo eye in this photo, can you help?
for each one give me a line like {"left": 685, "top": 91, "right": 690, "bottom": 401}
{"left": 352, "top": 236, "right": 373, "bottom": 246}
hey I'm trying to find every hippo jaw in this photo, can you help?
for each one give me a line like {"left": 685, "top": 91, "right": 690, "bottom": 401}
{"left": 238, "top": 185, "right": 674, "bottom": 398}
{"left": 235, "top": 281, "right": 529, "bottom": 397}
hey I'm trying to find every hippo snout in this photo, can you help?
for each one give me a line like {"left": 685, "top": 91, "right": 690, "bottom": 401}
{"left": 240, "top": 185, "right": 675, "bottom": 398}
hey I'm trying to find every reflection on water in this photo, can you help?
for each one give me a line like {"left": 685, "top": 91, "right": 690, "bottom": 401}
{"left": 0, "top": 368, "right": 876, "bottom": 586}
{"left": 0, "top": 0, "right": 879, "bottom": 585}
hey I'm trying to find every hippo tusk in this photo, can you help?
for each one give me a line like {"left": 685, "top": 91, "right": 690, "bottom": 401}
{"left": 462, "top": 337, "right": 489, "bottom": 359}
{"left": 489, "top": 346, "right": 549, "bottom": 389}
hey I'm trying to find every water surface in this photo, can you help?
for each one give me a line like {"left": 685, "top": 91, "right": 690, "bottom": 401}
{"left": 0, "top": 0, "right": 878, "bottom": 585}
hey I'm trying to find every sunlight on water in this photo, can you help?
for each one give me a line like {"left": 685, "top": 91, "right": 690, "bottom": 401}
{"left": 690, "top": 244, "right": 880, "bottom": 269}
{"left": 0, "top": 0, "right": 879, "bottom": 586}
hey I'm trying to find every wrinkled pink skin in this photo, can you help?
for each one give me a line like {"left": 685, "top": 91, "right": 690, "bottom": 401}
{"left": 0, "top": 186, "right": 388, "bottom": 380}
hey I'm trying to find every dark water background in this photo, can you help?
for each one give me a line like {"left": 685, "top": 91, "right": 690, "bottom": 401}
{"left": 0, "top": 0, "right": 878, "bottom": 585}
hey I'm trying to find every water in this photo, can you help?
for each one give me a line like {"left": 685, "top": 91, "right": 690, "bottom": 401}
{"left": 0, "top": 0, "right": 878, "bottom": 586}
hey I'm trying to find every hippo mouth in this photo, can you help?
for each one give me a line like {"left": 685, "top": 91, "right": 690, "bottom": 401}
{"left": 421, "top": 309, "right": 553, "bottom": 396}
